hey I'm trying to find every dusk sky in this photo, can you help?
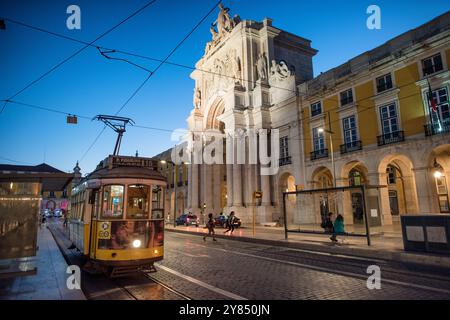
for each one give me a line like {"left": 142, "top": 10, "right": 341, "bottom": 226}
{"left": 1, "top": 0, "right": 449, "bottom": 174}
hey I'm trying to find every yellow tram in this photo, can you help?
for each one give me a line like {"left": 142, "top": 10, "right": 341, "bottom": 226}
{"left": 69, "top": 155, "right": 166, "bottom": 277}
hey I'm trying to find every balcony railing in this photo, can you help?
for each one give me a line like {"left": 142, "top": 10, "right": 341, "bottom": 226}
{"left": 340, "top": 140, "right": 362, "bottom": 154}
{"left": 310, "top": 149, "right": 329, "bottom": 161}
{"left": 424, "top": 121, "right": 450, "bottom": 136}
{"left": 377, "top": 131, "right": 405, "bottom": 146}
{"left": 279, "top": 156, "right": 292, "bottom": 166}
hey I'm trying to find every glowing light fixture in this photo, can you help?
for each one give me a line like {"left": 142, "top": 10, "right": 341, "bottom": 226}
{"left": 433, "top": 158, "right": 443, "bottom": 179}
{"left": 132, "top": 239, "right": 142, "bottom": 248}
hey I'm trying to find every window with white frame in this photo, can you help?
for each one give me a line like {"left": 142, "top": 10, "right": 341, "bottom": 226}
{"left": 342, "top": 115, "right": 358, "bottom": 145}
{"left": 422, "top": 53, "right": 443, "bottom": 76}
{"left": 379, "top": 103, "right": 399, "bottom": 135}
{"left": 310, "top": 102, "right": 322, "bottom": 117}
{"left": 280, "top": 136, "right": 289, "bottom": 159}
{"left": 376, "top": 73, "right": 393, "bottom": 93}
{"left": 429, "top": 87, "right": 450, "bottom": 125}
{"left": 340, "top": 89, "right": 353, "bottom": 106}
{"left": 312, "top": 127, "right": 325, "bottom": 151}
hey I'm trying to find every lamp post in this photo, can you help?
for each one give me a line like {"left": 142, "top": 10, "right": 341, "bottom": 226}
{"left": 160, "top": 159, "right": 177, "bottom": 227}
{"left": 318, "top": 126, "right": 336, "bottom": 188}
{"left": 318, "top": 112, "right": 338, "bottom": 215}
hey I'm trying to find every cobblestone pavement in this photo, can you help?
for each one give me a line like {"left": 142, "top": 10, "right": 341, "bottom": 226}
{"left": 149, "top": 232, "right": 450, "bottom": 300}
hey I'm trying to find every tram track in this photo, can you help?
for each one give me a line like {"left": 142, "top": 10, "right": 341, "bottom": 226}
{"left": 143, "top": 271, "right": 192, "bottom": 300}
{"left": 167, "top": 233, "right": 450, "bottom": 294}
{"left": 110, "top": 272, "right": 193, "bottom": 300}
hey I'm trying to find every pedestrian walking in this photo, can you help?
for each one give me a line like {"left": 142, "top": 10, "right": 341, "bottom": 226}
{"left": 330, "top": 214, "right": 345, "bottom": 243}
{"left": 321, "top": 212, "right": 334, "bottom": 241}
{"left": 203, "top": 213, "right": 217, "bottom": 241}
{"left": 63, "top": 209, "right": 68, "bottom": 228}
{"left": 224, "top": 211, "right": 236, "bottom": 235}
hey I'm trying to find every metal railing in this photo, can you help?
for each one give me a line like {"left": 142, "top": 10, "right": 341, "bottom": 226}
{"left": 279, "top": 156, "right": 292, "bottom": 166}
{"left": 424, "top": 121, "right": 450, "bottom": 136}
{"left": 377, "top": 131, "right": 404, "bottom": 146}
{"left": 310, "top": 149, "right": 328, "bottom": 161}
{"left": 340, "top": 140, "right": 362, "bottom": 154}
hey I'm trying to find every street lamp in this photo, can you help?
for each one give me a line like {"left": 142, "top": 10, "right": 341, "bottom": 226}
{"left": 434, "top": 170, "right": 443, "bottom": 179}
{"left": 317, "top": 126, "right": 336, "bottom": 187}
{"left": 160, "top": 159, "right": 177, "bottom": 227}
{"left": 433, "top": 158, "right": 443, "bottom": 179}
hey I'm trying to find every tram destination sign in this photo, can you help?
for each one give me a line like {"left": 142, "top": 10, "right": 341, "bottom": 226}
{"left": 108, "top": 155, "right": 158, "bottom": 169}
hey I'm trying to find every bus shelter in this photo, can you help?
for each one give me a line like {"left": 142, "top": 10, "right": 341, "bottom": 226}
{"left": 282, "top": 185, "right": 387, "bottom": 246}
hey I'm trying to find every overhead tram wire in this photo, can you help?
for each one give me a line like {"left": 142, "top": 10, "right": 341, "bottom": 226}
{"left": 78, "top": 0, "right": 222, "bottom": 164}
{"left": 4, "top": 15, "right": 450, "bottom": 125}
{"left": 1, "top": 83, "right": 434, "bottom": 142}
{"left": 0, "top": 0, "right": 158, "bottom": 115}
{"left": 0, "top": 156, "right": 32, "bottom": 165}
{"left": 3, "top": 9, "right": 445, "bottom": 142}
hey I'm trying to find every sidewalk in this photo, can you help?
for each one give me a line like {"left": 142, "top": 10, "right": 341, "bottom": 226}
{"left": 0, "top": 224, "right": 86, "bottom": 300}
{"left": 165, "top": 224, "right": 450, "bottom": 269}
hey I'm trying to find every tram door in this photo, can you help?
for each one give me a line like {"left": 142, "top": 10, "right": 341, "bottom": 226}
{"left": 89, "top": 189, "right": 100, "bottom": 259}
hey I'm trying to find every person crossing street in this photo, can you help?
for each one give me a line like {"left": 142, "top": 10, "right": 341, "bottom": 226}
{"left": 224, "top": 211, "right": 236, "bottom": 235}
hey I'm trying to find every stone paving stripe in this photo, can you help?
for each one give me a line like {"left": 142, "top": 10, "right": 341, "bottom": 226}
{"left": 198, "top": 243, "right": 450, "bottom": 296}
{"left": 155, "top": 263, "right": 248, "bottom": 300}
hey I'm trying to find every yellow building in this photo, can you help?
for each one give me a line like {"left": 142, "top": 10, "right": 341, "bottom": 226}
{"left": 154, "top": 148, "right": 189, "bottom": 221}
{"left": 299, "top": 11, "right": 450, "bottom": 226}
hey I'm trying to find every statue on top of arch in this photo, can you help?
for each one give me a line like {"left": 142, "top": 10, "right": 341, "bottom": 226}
{"left": 206, "top": 4, "right": 241, "bottom": 54}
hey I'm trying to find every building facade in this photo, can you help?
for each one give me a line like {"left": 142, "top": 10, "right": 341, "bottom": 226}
{"left": 154, "top": 148, "right": 189, "bottom": 219}
{"left": 160, "top": 6, "right": 450, "bottom": 227}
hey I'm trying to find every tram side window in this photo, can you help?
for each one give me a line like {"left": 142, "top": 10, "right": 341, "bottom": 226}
{"left": 102, "top": 185, "right": 124, "bottom": 219}
{"left": 127, "top": 185, "right": 150, "bottom": 219}
{"left": 151, "top": 185, "right": 164, "bottom": 219}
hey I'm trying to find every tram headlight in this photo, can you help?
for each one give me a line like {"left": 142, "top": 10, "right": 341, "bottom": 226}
{"left": 132, "top": 239, "right": 142, "bottom": 248}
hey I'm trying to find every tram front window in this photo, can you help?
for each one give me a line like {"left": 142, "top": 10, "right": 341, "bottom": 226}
{"left": 102, "top": 185, "right": 124, "bottom": 219}
{"left": 127, "top": 185, "right": 150, "bottom": 219}
{"left": 97, "top": 221, "right": 163, "bottom": 250}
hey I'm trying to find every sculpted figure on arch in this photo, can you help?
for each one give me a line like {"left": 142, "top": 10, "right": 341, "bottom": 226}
{"left": 256, "top": 52, "right": 268, "bottom": 81}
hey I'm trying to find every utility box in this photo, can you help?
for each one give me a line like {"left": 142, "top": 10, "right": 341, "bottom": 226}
{"left": 400, "top": 215, "right": 450, "bottom": 255}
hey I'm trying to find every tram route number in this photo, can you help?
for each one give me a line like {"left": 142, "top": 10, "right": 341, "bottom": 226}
{"left": 98, "top": 221, "right": 111, "bottom": 239}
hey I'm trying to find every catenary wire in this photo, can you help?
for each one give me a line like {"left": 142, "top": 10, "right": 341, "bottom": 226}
{"left": 78, "top": 0, "right": 222, "bottom": 163}
{"left": 3, "top": 15, "right": 449, "bottom": 126}
{"left": 0, "top": 0, "right": 158, "bottom": 115}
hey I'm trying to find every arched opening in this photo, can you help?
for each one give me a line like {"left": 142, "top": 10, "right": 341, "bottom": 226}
{"left": 278, "top": 172, "right": 296, "bottom": 225}
{"left": 311, "top": 167, "right": 333, "bottom": 189}
{"left": 427, "top": 144, "right": 450, "bottom": 213}
{"left": 378, "top": 154, "right": 419, "bottom": 221}
{"left": 310, "top": 167, "right": 334, "bottom": 222}
{"left": 341, "top": 161, "right": 370, "bottom": 225}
